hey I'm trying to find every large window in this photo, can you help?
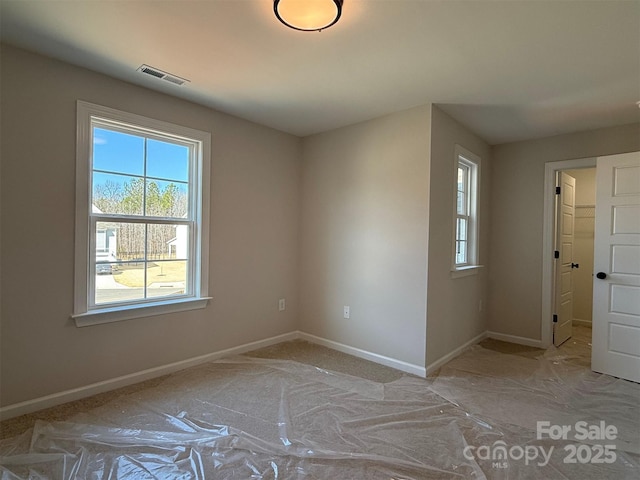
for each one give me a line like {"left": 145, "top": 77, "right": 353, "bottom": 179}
{"left": 452, "top": 145, "right": 480, "bottom": 274}
{"left": 73, "top": 102, "right": 210, "bottom": 326}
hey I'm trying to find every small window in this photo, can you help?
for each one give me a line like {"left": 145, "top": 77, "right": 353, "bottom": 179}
{"left": 452, "top": 145, "right": 480, "bottom": 274}
{"left": 73, "top": 102, "right": 211, "bottom": 326}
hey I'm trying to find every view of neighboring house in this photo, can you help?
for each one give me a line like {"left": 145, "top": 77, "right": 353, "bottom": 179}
{"left": 167, "top": 224, "right": 188, "bottom": 259}
{"left": 92, "top": 204, "right": 117, "bottom": 270}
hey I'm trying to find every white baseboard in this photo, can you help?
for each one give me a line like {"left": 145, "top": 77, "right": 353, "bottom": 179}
{"left": 298, "top": 332, "right": 427, "bottom": 378}
{"left": 0, "top": 331, "right": 299, "bottom": 421}
{"left": 426, "top": 331, "right": 488, "bottom": 375}
{"left": 573, "top": 319, "right": 592, "bottom": 327}
{"left": 4, "top": 329, "right": 538, "bottom": 421}
{"left": 486, "top": 331, "right": 544, "bottom": 348}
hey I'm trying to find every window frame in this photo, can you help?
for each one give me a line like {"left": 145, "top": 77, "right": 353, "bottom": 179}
{"left": 451, "top": 145, "right": 481, "bottom": 277}
{"left": 73, "top": 101, "right": 211, "bottom": 326}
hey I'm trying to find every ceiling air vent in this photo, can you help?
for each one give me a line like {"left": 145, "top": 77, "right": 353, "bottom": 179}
{"left": 137, "top": 64, "right": 189, "bottom": 86}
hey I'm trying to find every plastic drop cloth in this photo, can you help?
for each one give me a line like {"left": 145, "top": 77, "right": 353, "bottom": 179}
{"left": 1, "top": 344, "right": 639, "bottom": 479}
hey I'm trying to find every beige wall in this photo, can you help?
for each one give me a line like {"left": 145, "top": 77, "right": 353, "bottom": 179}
{"left": 566, "top": 168, "right": 596, "bottom": 206}
{"left": 566, "top": 168, "right": 596, "bottom": 324}
{"left": 3, "top": 44, "right": 639, "bottom": 410}
{"left": 426, "top": 107, "right": 491, "bottom": 365}
{"left": 489, "top": 125, "right": 640, "bottom": 340}
{"left": 0, "top": 45, "right": 302, "bottom": 406}
{"left": 299, "top": 105, "right": 432, "bottom": 368}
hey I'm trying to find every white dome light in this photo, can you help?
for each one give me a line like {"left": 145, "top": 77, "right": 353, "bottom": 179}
{"left": 274, "top": 0, "right": 344, "bottom": 32}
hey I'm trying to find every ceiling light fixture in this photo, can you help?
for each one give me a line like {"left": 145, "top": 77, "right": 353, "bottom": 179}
{"left": 274, "top": 0, "right": 343, "bottom": 32}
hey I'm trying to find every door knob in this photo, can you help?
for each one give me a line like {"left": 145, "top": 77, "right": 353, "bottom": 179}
{"left": 571, "top": 263, "right": 579, "bottom": 269}
{"left": 596, "top": 272, "right": 607, "bottom": 280}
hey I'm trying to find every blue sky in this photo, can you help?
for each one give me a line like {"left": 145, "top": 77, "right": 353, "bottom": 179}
{"left": 93, "top": 127, "right": 189, "bottom": 182}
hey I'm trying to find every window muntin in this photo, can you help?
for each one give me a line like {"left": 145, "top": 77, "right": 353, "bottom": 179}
{"left": 452, "top": 146, "right": 480, "bottom": 272}
{"left": 74, "top": 102, "right": 210, "bottom": 325}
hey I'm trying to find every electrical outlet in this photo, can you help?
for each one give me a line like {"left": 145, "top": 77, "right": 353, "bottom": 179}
{"left": 343, "top": 306, "right": 350, "bottom": 319}
{"left": 279, "top": 298, "right": 286, "bottom": 311}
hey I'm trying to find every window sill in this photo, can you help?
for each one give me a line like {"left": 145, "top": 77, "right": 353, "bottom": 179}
{"left": 451, "top": 265, "right": 483, "bottom": 279}
{"left": 72, "top": 297, "right": 212, "bottom": 327}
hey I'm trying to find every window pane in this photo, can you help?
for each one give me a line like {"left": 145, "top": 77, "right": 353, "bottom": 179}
{"left": 93, "top": 173, "right": 144, "bottom": 215}
{"left": 112, "top": 262, "right": 146, "bottom": 290}
{"left": 95, "top": 222, "right": 146, "bottom": 263}
{"left": 95, "top": 262, "right": 145, "bottom": 305}
{"left": 147, "top": 224, "right": 189, "bottom": 261}
{"left": 457, "top": 191, "right": 466, "bottom": 215}
{"left": 93, "top": 127, "right": 144, "bottom": 176}
{"left": 95, "top": 223, "right": 118, "bottom": 263}
{"left": 145, "top": 179, "right": 189, "bottom": 218}
{"left": 457, "top": 166, "right": 467, "bottom": 191}
{"left": 147, "top": 139, "right": 189, "bottom": 182}
{"left": 146, "top": 261, "right": 188, "bottom": 299}
{"left": 456, "top": 240, "right": 467, "bottom": 265}
{"left": 457, "top": 218, "right": 467, "bottom": 241}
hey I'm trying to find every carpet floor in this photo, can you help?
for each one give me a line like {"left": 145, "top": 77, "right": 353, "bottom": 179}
{"left": 1, "top": 326, "right": 638, "bottom": 479}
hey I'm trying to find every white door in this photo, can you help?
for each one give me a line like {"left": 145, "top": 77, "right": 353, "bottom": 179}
{"left": 592, "top": 151, "right": 640, "bottom": 383}
{"left": 554, "top": 172, "right": 576, "bottom": 346}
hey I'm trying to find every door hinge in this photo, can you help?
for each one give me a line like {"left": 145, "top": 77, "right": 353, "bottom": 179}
{"left": 555, "top": 186, "right": 561, "bottom": 195}
{"left": 553, "top": 314, "right": 558, "bottom": 323}
{"left": 554, "top": 250, "right": 560, "bottom": 259}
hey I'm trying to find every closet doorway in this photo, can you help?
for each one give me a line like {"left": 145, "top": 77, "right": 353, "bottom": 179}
{"left": 541, "top": 157, "right": 596, "bottom": 351}
{"left": 564, "top": 168, "right": 596, "bottom": 329}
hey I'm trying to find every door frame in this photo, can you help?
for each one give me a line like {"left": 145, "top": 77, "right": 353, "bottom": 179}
{"left": 541, "top": 156, "right": 596, "bottom": 347}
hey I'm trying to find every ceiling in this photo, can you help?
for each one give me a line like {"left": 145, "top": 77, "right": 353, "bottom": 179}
{"left": 1, "top": 0, "right": 639, "bottom": 145}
